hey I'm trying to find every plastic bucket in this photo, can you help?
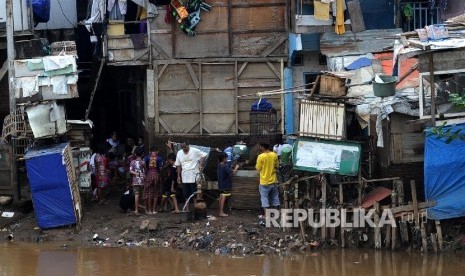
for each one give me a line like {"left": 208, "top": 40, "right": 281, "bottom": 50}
{"left": 372, "top": 75, "right": 398, "bottom": 97}
{"left": 281, "top": 146, "right": 292, "bottom": 164}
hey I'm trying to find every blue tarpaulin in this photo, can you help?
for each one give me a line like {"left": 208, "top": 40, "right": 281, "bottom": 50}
{"left": 425, "top": 124, "right": 465, "bottom": 220}
{"left": 25, "top": 143, "right": 77, "bottom": 229}
{"left": 27, "top": 0, "right": 51, "bottom": 24}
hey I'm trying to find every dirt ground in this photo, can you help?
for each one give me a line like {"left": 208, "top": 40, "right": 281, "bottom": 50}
{"left": 1, "top": 187, "right": 465, "bottom": 255}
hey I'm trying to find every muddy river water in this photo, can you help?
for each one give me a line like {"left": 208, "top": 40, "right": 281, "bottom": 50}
{"left": 1, "top": 243, "right": 464, "bottom": 275}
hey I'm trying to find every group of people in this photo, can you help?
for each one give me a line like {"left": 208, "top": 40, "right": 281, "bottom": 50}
{"left": 90, "top": 131, "right": 291, "bottom": 220}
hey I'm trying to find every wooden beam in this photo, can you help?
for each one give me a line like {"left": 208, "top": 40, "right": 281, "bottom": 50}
{"left": 237, "top": 62, "right": 248, "bottom": 78}
{"left": 234, "top": 61, "right": 239, "bottom": 134}
{"left": 158, "top": 63, "right": 169, "bottom": 79}
{"left": 267, "top": 62, "right": 281, "bottom": 79}
{"left": 199, "top": 62, "right": 203, "bottom": 134}
{"left": 134, "top": 48, "right": 149, "bottom": 61}
{"left": 0, "top": 61, "right": 7, "bottom": 82}
{"left": 186, "top": 63, "right": 200, "bottom": 89}
{"left": 85, "top": 59, "right": 105, "bottom": 120}
{"left": 391, "top": 201, "right": 436, "bottom": 215}
{"left": 260, "top": 34, "right": 287, "bottom": 57}
{"left": 159, "top": 117, "right": 173, "bottom": 133}
{"left": 154, "top": 60, "right": 160, "bottom": 133}
{"left": 151, "top": 43, "right": 171, "bottom": 60}
{"left": 184, "top": 120, "right": 200, "bottom": 133}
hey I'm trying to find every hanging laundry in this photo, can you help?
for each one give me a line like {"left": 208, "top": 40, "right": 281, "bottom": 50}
{"left": 51, "top": 76, "right": 68, "bottom": 95}
{"left": 314, "top": 0, "right": 330, "bottom": 21}
{"left": 335, "top": 0, "right": 345, "bottom": 34}
{"left": 108, "top": 0, "right": 127, "bottom": 15}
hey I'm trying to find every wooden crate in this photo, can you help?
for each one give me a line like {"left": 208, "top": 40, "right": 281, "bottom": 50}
{"left": 319, "top": 75, "right": 346, "bottom": 97}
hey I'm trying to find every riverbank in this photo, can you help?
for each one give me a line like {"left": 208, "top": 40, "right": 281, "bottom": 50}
{"left": 0, "top": 192, "right": 464, "bottom": 254}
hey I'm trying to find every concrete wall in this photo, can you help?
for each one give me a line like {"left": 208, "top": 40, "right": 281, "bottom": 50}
{"left": 291, "top": 50, "right": 327, "bottom": 132}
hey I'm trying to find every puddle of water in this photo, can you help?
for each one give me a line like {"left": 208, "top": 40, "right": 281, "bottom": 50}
{"left": 1, "top": 243, "right": 464, "bottom": 275}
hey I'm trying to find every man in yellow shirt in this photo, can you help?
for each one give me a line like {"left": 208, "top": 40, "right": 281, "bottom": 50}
{"left": 255, "top": 143, "right": 280, "bottom": 217}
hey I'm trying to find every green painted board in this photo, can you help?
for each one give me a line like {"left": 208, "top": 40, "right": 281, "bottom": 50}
{"left": 292, "top": 137, "right": 361, "bottom": 176}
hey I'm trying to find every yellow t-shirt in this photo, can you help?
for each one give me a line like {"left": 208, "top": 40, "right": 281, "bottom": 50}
{"left": 255, "top": 151, "right": 278, "bottom": 185}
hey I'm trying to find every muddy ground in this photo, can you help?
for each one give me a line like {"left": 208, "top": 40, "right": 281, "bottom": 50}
{"left": 1, "top": 188, "right": 465, "bottom": 255}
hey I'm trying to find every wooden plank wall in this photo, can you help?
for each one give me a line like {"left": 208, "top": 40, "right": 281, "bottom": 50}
{"left": 390, "top": 113, "right": 425, "bottom": 164}
{"left": 156, "top": 60, "right": 283, "bottom": 134}
{"left": 298, "top": 100, "right": 346, "bottom": 140}
{"left": 149, "top": 0, "right": 287, "bottom": 59}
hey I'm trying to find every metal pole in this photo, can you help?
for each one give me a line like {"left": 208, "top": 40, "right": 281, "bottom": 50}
{"left": 6, "top": 0, "right": 19, "bottom": 202}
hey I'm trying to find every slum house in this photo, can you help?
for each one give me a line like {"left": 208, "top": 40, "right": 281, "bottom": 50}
{"left": 0, "top": 0, "right": 81, "bottom": 195}
{"left": 287, "top": 0, "right": 465, "bottom": 187}
{"left": 82, "top": 0, "right": 289, "bottom": 148}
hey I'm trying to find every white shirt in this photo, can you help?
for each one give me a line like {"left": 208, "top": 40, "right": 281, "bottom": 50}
{"left": 175, "top": 147, "right": 208, "bottom": 183}
{"left": 273, "top": 143, "right": 292, "bottom": 156}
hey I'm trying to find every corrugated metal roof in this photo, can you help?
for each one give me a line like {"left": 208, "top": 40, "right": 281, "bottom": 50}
{"left": 320, "top": 29, "right": 402, "bottom": 57}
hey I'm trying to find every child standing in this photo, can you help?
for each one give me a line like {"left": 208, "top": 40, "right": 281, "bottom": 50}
{"left": 130, "top": 147, "right": 146, "bottom": 215}
{"left": 95, "top": 144, "right": 109, "bottom": 205}
{"left": 217, "top": 152, "right": 239, "bottom": 217}
{"left": 145, "top": 146, "right": 163, "bottom": 214}
{"left": 161, "top": 153, "right": 180, "bottom": 213}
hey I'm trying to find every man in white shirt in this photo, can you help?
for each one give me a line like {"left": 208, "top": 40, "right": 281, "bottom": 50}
{"left": 175, "top": 142, "right": 208, "bottom": 209}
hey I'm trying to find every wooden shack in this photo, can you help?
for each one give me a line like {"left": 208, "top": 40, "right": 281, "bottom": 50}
{"left": 104, "top": 0, "right": 289, "bottom": 137}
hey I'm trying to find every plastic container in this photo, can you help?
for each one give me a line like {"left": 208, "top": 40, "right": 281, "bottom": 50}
{"left": 232, "top": 145, "right": 249, "bottom": 157}
{"left": 372, "top": 75, "right": 398, "bottom": 97}
{"left": 281, "top": 146, "right": 292, "bottom": 164}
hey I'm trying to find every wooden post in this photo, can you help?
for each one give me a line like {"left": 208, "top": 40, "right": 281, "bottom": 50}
{"left": 339, "top": 184, "right": 345, "bottom": 248}
{"left": 321, "top": 176, "right": 327, "bottom": 240}
{"left": 429, "top": 52, "right": 436, "bottom": 126}
{"left": 420, "top": 222, "right": 428, "bottom": 252}
{"left": 431, "top": 233, "right": 438, "bottom": 253}
{"left": 435, "top": 220, "right": 444, "bottom": 251}
{"left": 399, "top": 221, "right": 409, "bottom": 245}
{"left": 396, "top": 180, "right": 404, "bottom": 205}
{"left": 410, "top": 180, "right": 419, "bottom": 228}
{"left": 374, "top": 202, "right": 381, "bottom": 249}
{"left": 391, "top": 183, "right": 397, "bottom": 250}
{"left": 6, "top": 0, "right": 19, "bottom": 202}
{"left": 145, "top": 0, "right": 152, "bottom": 69}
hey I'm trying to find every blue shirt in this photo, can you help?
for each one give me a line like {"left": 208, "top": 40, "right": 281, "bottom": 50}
{"left": 217, "top": 163, "right": 233, "bottom": 191}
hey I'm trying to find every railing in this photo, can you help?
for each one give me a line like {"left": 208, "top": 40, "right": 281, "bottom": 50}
{"left": 402, "top": 2, "right": 441, "bottom": 31}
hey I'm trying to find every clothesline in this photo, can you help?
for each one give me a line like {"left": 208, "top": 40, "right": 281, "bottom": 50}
{"left": 237, "top": 82, "right": 315, "bottom": 98}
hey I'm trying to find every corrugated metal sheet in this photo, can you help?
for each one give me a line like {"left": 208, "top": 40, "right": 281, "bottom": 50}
{"left": 299, "top": 100, "right": 345, "bottom": 140}
{"left": 320, "top": 29, "right": 402, "bottom": 57}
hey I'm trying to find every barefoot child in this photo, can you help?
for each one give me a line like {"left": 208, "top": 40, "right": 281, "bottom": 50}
{"left": 130, "top": 147, "right": 146, "bottom": 215}
{"left": 161, "top": 153, "right": 180, "bottom": 213}
{"left": 217, "top": 152, "right": 239, "bottom": 217}
{"left": 145, "top": 146, "right": 163, "bottom": 214}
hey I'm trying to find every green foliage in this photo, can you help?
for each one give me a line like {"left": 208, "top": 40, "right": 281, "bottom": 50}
{"left": 449, "top": 93, "right": 465, "bottom": 107}
{"left": 428, "top": 122, "right": 465, "bottom": 144}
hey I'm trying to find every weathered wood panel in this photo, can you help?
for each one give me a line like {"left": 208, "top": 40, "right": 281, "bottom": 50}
{"left": 158, "top": 64, "right": 198, "bottom": 91}
{"left": 390, "top": 113, "right": 425, "bottom": 164}
{"left": 203, "top": 114, "right": 235, "bottom": 133}
{"left": 156, "top": 61, "right": 282, "bottom": 134}
{"left": 232, "top": 33, "right": 286, "bottom": 57}
{"left": 202, "top": 90, "right": 235, "bottom": 113}
{"left": 230, "top": 7, "right": 285, "bottom": 31}
{"left": 175, "top": 33, "right": 229, "bottom": 58}
{"left": 239, "top": 62, "right": 281, "bottom": 79}
{"left": 159, "top": 90, "right": 200, "bottom": 113}
{"left": 159, "top": 114, "right": 200, "bottom": 134}
{"left": 418, "top": 49, "right": 465, "bottom": 73}
{"left": 195, "top": 6, "right": 228, "bottom": 32}
{"left": 201, "top": 64, "right": 235, "bottom": 90}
